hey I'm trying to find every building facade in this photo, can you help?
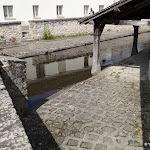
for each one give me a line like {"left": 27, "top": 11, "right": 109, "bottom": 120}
{"left": 0, "top": 0, "right": 115, "bottom": 22}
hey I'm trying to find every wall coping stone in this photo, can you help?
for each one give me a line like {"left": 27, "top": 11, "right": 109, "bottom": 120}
{"left": 29, "top": 17, "right": 85, "bottom": 23}
{"left": 0, "top": 21, "right": 21, "bottom": 26}
{"left": 0, "top": 55, "right": 26, "bottom": 63}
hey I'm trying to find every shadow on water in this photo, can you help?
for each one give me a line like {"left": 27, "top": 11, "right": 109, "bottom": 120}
{"left": 0, "top": 63, "right": 61, "bottom": 150}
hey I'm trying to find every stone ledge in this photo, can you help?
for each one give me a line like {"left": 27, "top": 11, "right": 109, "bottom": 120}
{"left": 0, "top": 21, "right": 21, "bottom": 26}
{"left": 0, "top": 55, "right": 28, "bottom": 116}
{"left": 0, "top": 55, "right": 26, "bottom": 62}
{"left": 29, "top": 17, "right": 85, "bottom": 23}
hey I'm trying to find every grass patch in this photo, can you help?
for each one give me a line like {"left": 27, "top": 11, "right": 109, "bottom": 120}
{"left": 41, "top": 32, "right": 92, "bottom": 41}
{"left": 41, "top": 26, "right": 54, "bottom": 40}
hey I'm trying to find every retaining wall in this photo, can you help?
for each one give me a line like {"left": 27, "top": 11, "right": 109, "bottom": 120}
{"left": 0, "top": 18, "right": 150, "bottom": 44}
{"left": 0, "top": 56, "right": 28, "bottom": 116}
{"left": 29, "top": 18, "right": 93, "bottom": 38}
{"left": 0, "top": 18, "right": 93, "bottom": 42}
{"left": 0, "top": 21, "right": 22, "bottom": 43}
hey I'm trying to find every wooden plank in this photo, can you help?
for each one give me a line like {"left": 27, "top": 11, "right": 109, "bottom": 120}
{"left": 96, "top": 20, "right": 150, "bottom": 26}
{"left": 116, "top": 0, "right": 150, "bottom": 19}
{"left": 149, "top": 56, "right": 150, "bottom": 82}
{"left": 119, "top": 20, "right": 150, "bottom": 26}
{"left": 91, "top": 23, "right": 105, "bottom": 75}
{"left": 131, "top": 26, "right": 139, "bottom": 56}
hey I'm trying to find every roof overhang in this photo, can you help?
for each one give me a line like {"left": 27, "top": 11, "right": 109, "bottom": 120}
{"left": 80, "top": 0, "right": 150, "bottom": 24}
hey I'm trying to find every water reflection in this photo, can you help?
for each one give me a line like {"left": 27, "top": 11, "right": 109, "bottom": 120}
{"left": 26, "top": 56, "right": 92, "bottom": 81}
{"left": 26, "top": 56, "right": 92, "bottom": 107}
{"left": 25, "top": 32, "right": 150, "bottom": 107}
{"left": 58, "top": 60, "right": 66, "bottom": 74}
{"left": 36, "top": 64, "right": 45, "bottom": 78}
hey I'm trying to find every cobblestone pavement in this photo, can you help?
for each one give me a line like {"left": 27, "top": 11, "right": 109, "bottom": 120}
{"left": 2, "top": 27, "right": 150, "bottom": 59}
{"left": 0, "top": 76, "right": 32, "bottom": 150}
{"left": 36, "top": 48, "right": 150, "bottom": 150}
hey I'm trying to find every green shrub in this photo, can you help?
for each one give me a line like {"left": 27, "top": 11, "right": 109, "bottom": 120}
{"left": 42, "top": 26, "right": 54, "bottom": 40}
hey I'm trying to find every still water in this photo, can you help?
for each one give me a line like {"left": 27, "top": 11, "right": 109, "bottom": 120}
{"left": 25, "top": 32, "right": 150, "bottom": 108}
{"left": 26, "top": 56, "right": 93, "bottom": 107}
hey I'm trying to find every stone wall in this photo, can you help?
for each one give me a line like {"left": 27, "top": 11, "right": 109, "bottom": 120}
{"left": 0, "top": 56, "right": 28, "bottom": 116}
{"left": 0, "top": 18, "right": 150, "bottom": 43}
{"left": 0, "top": 18, "right": 93, "bottom": 42}
{"left": 0, "top": 21, "right": 22, "bottom": 44}
{"left": 29, "top": 18, "right": 93, "bottom": 39}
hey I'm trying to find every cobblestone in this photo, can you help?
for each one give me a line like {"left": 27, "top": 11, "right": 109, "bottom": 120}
{"left": 67, "top": 139, "right": 78, "bottom": 146}
{"left": 95, "top": 144, "right": 107, "bottom": 150}
{"left": 80, "top": 142, "right": 92, "bottom": 149}
{"left": 36, "top": 47, "right": 150, "bottom": 149}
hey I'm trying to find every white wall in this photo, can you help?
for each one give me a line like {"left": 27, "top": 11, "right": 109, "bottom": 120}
{"left": 0, "top": 0, "right": 114, "bottom": 22}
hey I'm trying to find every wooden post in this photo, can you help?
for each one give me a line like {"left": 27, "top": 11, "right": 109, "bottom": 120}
{"left": 91, "top": 22, "right": 105, "bottom": 75}
{"left": 149, "top": 55, "right": 150, "bottom": 83}
{"left": 84, "top": 56, "right": 88, "bottom": 67}
{"left": 36, "top": 64, "right": 45, "bottom": 78}
{"left": 131, "top": 25, "right": 139, "bottom": 56}
{"left": 58, "top": 60, "right": 66, "bottom": 74}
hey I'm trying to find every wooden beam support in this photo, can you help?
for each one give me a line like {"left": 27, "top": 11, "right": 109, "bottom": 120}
{"left": 91, "top": 23, "right": 105, "bottom": 75}
{"left": 96, "top": 20, "right": 150, "bottom": 26}
{"left": 131, "top": 25, "right": 139, "bottom": 56}
{"left": 119, "top": 20, "right": 150, "bottom": 26}
{"left": 148, "top": 54, "right": 150, "bottom": 83}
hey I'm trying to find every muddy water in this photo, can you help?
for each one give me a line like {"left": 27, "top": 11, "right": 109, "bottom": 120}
{"left": 25, "top": 32, "right": 150, "bottom": 107}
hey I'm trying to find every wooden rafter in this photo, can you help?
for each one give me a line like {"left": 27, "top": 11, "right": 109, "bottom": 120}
{"left": 115, "top": 0, "right": 150, "bottom": 19}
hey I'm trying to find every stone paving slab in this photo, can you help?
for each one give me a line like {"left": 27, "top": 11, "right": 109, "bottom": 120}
{"left": 2, "top": 27, "right": 150, "bottom": 59}
{"left": 36, "top": 49, "right": 150, "bottom": 150}
{"left": 0, "top": 76, "right": 32, "bottom": 150}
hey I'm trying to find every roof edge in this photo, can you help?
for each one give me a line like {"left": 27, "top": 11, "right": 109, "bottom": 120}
{"left": 80, "top": 0, "right": 132, "bottom": 24}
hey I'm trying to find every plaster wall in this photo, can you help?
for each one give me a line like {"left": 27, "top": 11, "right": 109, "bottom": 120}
{"left": 0, "top": 0, "right": 114, "bottom": 22}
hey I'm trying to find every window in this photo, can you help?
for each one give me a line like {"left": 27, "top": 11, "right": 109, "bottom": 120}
{"left": 99, "top": 5, "right": 104, "bottom": 11}
{"left": 33, "top": 5, "right": 39, "bottom": 17}
{"left": 84, "top": 5, "right": 89, "bottom": 15}
{"left": 3, "top": 6, "right": 13, "bottom": 18}
{"left": 57, "top": 5, "right": 63, "bottom": 16}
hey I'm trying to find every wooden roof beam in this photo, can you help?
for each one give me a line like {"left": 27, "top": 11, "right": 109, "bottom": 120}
{"left": 80, "top": 0, "right": 132, "bottom": 24}
{"left": 116, "top": 0, "right": 150, "bottom": 19}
